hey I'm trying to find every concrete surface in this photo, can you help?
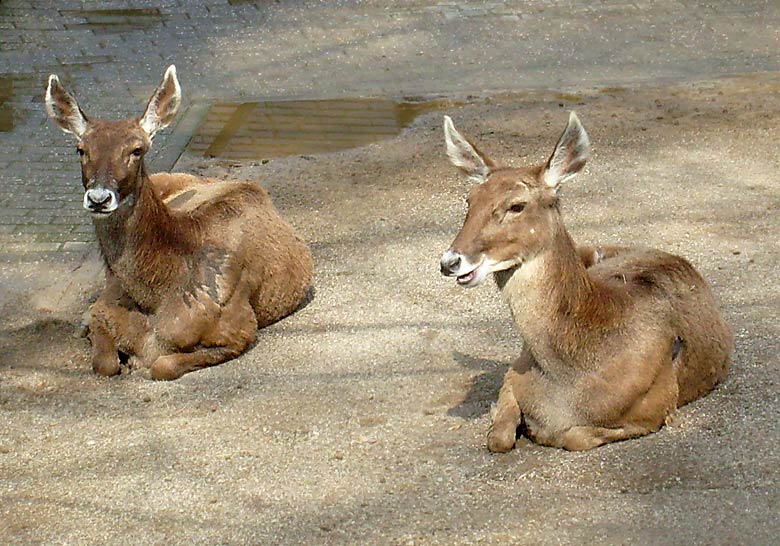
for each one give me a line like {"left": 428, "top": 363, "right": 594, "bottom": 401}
{"left": 2, "top": 0, "right": 780, "bottom": 259}
{"left": 1, "top": 2, "right": 779, "bottom": 545}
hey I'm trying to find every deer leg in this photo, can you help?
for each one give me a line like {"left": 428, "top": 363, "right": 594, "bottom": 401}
{"left": 548, "top": 354, "right": 678, "bottom": 450}
{"left": 150, "top": 345, "right": 250, "bottom": 381}
{"left": 576, "top": 245, "right": 601, "bottom": 268}
{"left": 87, "top": 320, "right": 121, "bottom": 377}
{"left": 596, "top": 245, "right": 632, "bottom": 260}
{"left": 487, "top": 366, "right": 525, "bottom": 453}
{"left": 86, "top": 271, "right": 157, "bottom": 375}
{"left": 576, "top": 244, "right": 633, "bottom": 268}
{"left": 149, "top": 317, "right": 257, "bottom": 380}
{"left": 89, "top": 298, "right": 155, "bottom": 374}
{"left": 552, "top": 424, "right": 656, "bottom": 451}
{"left": 150, "top": 286, "right": 258, "bottom": 381}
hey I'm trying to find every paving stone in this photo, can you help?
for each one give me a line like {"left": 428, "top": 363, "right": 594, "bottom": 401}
{"left": 61, "top": 241, "right": 94, "bottom": 251}
{"left": 13, "top": 18, "right": 65, "bottom": 31}
{"left": 1, "top": 0, "right": 780, "bottom": 262}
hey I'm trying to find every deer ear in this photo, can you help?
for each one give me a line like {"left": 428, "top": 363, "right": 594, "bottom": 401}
{"left": 443, "top": 115, "right": 494, "bottom": 183}
{"left": 45, "top": 75, "right": 88, "bottom": 138}
{"left": 543, "top": 111, "right": 590, "bottom": 189}
{"left": 140, "top": 65, "right": 181, "bottom": 138}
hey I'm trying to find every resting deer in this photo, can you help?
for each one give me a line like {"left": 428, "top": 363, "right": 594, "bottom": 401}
{"left": 45, "top": 66, "right": 313, "bottom": 380}
{"left": 440, "top": 113, "right": 733, "bottom": 451}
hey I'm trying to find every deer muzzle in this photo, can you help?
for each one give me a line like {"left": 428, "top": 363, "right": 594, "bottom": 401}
{"left": 440, "top": 248, "right": 488, "bottom": 288}
{"left": 83, "top": 187, "right": 118, "bottom": 214}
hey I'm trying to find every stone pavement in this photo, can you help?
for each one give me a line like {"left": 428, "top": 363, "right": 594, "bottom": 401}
{"left": 1, "top": 0, "right": 780, "bottom": 263}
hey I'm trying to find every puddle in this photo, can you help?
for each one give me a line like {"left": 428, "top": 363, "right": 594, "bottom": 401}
{"left": 0, "top": 74, "right": 37, "bottom": 133}
{"left": 187, "top": 98, "right": 463, "bottom": 161}
{"left": 0, "top": 77, "right": 13, "bottom": 132}
{"left": 61, "top": 9, "right": 165, "bottom": 34}
{"left": 555, "top": 93, "right": 585, "bottom": 103}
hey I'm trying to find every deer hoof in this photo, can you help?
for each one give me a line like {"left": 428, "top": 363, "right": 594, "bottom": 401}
{"left": 92, "top": 356, "right": 120, "bottom": 377}
{"left": 150, "top": 356, "right": 184, "bottom": 381}
{"left": 487, "top": 425, "right": 517, "bottom": 453}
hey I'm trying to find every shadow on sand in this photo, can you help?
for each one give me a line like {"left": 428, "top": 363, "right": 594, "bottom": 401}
{"left": 446, "top": 350, "right": 506, "bottom": 420}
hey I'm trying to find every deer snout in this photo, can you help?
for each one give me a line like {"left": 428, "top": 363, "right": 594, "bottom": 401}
{"left": 83, "top": 187, "right": 118, "bottom": 214}
{"left": 440, "top": 249, "right": 464, "bottom": 276}
{"left": 440, "top": 249, "right": 489, "bottom": 287}
{"left": 87, "top": 187, "right": 111, "bottom": 204}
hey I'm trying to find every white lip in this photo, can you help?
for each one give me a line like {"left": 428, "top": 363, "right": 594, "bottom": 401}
{"left": 455, "top": 260, "right": 488, "bottom": 288}
{"left": 456, "top": 269, "right": 477, "bottom": 285}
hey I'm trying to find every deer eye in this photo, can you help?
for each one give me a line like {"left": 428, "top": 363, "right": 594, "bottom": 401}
{"left": 76, "top": 147, "right": 85, "bottom": 157}
{"left": 131, "top": 147, "right": 143, "bottom": 157}
{"left": 508, "top": 202, "right": 526, "bottom": 214}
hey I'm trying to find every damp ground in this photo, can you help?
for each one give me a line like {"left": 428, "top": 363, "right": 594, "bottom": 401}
{"left": 2, "top": 76, "right": 779, "bottom": 545}
{"left": 187, "top": 98, "right": 464, "bottom": 161}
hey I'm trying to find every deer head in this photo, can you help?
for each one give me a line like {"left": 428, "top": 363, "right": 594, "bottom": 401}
{"left": 45, "top": 65, "right": 181, "bottom": 216}
{"left": 439, "top": 112, "right": 590, "bottom": 287}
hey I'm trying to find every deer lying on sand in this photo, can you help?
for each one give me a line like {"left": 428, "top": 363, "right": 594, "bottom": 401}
{"left": 45, "top": 66, "right": 313, "bottom": 380}
{"left": 440, "top": 113, "right": 733, "bottom": 452}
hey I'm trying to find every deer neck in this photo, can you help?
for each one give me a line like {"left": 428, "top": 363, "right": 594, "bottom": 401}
{"left": 92, "top": 166, "right": 192, "bottom": 306}
{"left": 493, "top": 223, "right": 602, "bottom": 372}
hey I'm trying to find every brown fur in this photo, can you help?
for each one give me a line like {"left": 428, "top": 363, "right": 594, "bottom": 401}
{"left": 46, "top": 68, "right": 313, "bottom": 380}
{"left": 441, "top": 114, "right": 733, "bottom": 451}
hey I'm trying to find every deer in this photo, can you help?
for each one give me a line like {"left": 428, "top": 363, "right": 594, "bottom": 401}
{"left": 440, "top": 112, "right": 733, "bottom": 452}
{"left": 45, "top": 66, "right": 313, "bottom": 380}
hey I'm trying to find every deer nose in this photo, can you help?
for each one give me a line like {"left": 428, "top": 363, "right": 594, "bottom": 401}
{"left": 440, "top": 250, "right": 462, "bottom": 276}
{"left": 83, "top": 187, "right": 118, "bottom": 213}
{"left": 86, "top": 188, "right": 112, "bottom": 205}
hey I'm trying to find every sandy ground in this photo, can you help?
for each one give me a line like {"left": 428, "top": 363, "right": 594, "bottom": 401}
{"left": 1, "top": 76, "right": 779, "bottom": 545}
